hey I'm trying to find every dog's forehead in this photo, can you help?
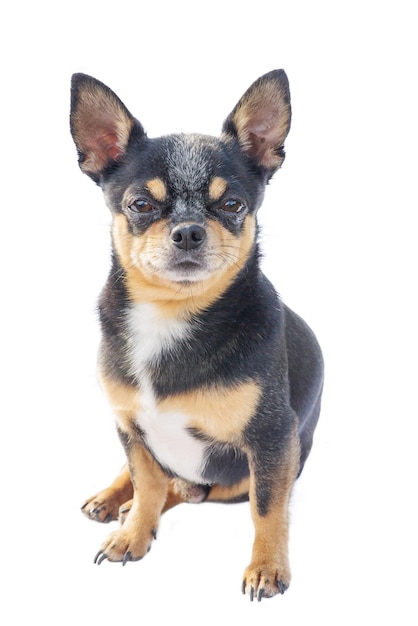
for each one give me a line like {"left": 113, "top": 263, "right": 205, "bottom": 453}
{"left": 161, "top": 134, "right": 220, "bottom": 194}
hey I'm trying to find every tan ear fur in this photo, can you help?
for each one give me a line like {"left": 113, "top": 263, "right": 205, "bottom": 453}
{"left": 222, "top": 70, "right": 291, "bottom": 172}
{"left": 70, "top": 74, "right": 135, "bottom": 176}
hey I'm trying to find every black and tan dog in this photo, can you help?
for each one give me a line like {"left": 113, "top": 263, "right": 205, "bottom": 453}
{"left": 70, "top": 70, "right": 324, "bottom": 601}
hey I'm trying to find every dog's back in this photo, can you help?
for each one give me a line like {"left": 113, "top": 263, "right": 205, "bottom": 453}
{"left": 284, "top": 304, "right": 324, "bottom": 472}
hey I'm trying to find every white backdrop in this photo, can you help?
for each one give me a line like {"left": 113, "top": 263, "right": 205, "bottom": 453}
{"left": 1, "top": 1, "right": 417, "bottom": 624}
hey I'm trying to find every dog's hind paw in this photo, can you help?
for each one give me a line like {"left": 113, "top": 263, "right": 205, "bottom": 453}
{"left": 81, "top": 489, "right": 123, "bottom": 523}
{"left": 118, "top": 499, "right": 133, "bottom": 525}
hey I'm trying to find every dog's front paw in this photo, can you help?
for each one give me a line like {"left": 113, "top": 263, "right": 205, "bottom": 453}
{"left": 81, "top": 489, "right": 122, "bottom": 523}
{"left": 242, "top": 561, "right": 290, "bottom": 601}
{"left": 94, "top": 523, "right": 158, "bottom": 565}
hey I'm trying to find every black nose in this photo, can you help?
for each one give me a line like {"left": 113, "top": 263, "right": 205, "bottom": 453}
{"left": 171, "top": 224, "right": 206, "bottom": 251}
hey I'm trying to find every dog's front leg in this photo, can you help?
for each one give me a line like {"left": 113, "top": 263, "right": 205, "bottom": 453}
{"left": 95, "top": 426, "right": 169, "bottom": 565}
{"left": 242, "top": 425, "right": 300, "bottom": 601}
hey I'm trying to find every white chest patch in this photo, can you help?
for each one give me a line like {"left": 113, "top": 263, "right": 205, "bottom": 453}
{"left": 126, "top": 302, "right": 190, "bottom": 379}
{"left": 125, "top": 303, "right": 207, "bottom": 482}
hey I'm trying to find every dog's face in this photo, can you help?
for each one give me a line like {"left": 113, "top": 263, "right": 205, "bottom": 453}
{"left": 70, "top": 71, "right": 291, "bottom": 303}
{"left": 107, "top": 133, "right": 261, "bottom": 290}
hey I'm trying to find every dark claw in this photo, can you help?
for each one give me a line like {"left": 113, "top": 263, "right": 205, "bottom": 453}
{"left": 249, "top": 586, "right": 254, "bottom": 602}
{"left": 81, "top": 502, "right": 88, "bottom": 510}
{"left": 241, "top": 580, "right": 246, "bottom": 595}
{"left": 97, "top": 553, "right": 108, "bottom": 565}
{"left": 122, "top": 551, "right": 132, "bottom": 566}
{"left": 151, "top": 528, "right": 157, "bottom": 540}
{"left": 94, "top": 550, "right": 108, "bottom": 565}
{"left": 257, "top": 587, "right": 264, "bottom": 602}
{"left": 104, "top": 513, "right": 113, "bottom": 523}
{"left": 277, "top": 579, "right": 288, "bottom": 595}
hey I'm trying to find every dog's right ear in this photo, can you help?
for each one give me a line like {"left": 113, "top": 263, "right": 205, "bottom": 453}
{"left": 70, "top": 74, "right": 143, "bottom": 181}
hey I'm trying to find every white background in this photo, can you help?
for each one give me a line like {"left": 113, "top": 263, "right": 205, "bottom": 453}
{"left": 1, "top": 1, "right": 417, "bottom": 624}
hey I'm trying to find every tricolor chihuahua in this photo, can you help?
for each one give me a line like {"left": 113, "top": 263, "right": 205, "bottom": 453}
{"left": 70, "top": 70, "right": 324, "bottom": 601}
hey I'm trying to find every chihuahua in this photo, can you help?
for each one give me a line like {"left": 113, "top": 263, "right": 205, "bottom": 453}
{"left": 70, "top": 69, "right": 324, "bottom": 601}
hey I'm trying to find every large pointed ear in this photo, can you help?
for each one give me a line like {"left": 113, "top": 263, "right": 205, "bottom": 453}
{"left": 70, "top": 73, "right": 142, "bottom": 180}
{"left": 222, "top": 70, "right": 291, "bottom": 174}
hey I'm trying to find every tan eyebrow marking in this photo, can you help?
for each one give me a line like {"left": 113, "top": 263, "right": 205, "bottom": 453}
{"left": 208, "top": 176, "right": 227, "bottom": 201}
{"left": 145, "top": 178, "right": 167, "bottom": 202}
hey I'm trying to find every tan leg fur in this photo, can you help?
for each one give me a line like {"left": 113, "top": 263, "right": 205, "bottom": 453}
{"left": 242, "top": 432, "right": 300, "bottom": 601}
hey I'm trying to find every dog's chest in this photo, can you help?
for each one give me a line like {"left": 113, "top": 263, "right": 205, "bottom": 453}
{"left": 126, "top": 303, "right": 207, "bottom": 482}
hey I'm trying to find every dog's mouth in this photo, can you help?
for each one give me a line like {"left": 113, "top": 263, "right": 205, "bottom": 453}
{"left": 174, "top": 260, "right": 202, "bottom": 271}
{"left": 164, "top": 257, "right": 213, "bottom": 283}
{"left": 135, "top": 244, "right": 218, "bottom": 286}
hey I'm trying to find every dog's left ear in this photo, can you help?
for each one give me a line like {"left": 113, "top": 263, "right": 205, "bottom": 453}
{"left": 222, "top": 70, "right": 291, "bottom": 174}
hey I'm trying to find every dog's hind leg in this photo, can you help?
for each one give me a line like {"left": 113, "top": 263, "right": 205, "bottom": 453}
{"left": 118, "top": 479, "right": 203, "bottom": 523}
{"left": 81, "top": 464, "right": 134, "bottom": 523}
{"left": 205, "top": 478, "right": 250, "bottom": 504}
{"left": 119, "top": 478, "right": 214, "bottom": 523}
{"left": 121, "top": 478, "right": 251, "bottom": 523}
{"left": 81, "top": 465, "right": 225, "bottom": 525}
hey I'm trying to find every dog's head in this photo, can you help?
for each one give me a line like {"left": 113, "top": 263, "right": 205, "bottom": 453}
{"left": 70, "top": 71, "right": 291, "bottom": 305}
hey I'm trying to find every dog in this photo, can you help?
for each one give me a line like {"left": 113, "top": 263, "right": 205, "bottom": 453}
{"left": 70, "top": 69, "right": 324, "bottom": 601}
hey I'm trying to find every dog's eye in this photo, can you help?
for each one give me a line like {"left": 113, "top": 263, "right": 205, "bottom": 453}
{"left": 221, "top": 200, "right": 244, "bottom": 213}
{"left": 128, "top": 200, "right": 155, "bottom": 214}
